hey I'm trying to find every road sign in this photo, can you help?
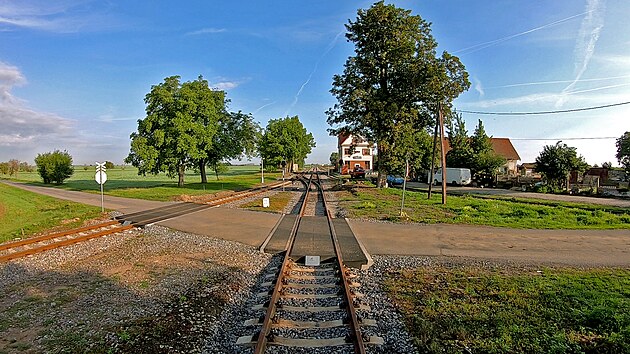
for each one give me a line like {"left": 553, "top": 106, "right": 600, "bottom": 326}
{"left": 95, "top": 171, "right": 108, "bottom": 185}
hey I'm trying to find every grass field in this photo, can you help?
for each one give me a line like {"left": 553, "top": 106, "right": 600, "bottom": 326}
{"left": 0, "top": 183, "right": 104, "bottom": 243}
{"left": 339, "top": 186, "right": 630, "bottom": 229}
{"left": 1, "top": 165, "right": 281, "bottom": 201}
{"left": 386, "top": 266, "right": 630, "bottom": 353}
{"left": 240, "top": 191, "right": 294, "bottom": 213}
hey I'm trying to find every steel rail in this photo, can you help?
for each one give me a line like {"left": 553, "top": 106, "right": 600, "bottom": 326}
{"left": 316, "top": 171, "right": 367, "bottom": 353}
{"left": 0, "top": 224, "right": 133, "bottom": 263}
{"left": 253, "top": 173, "right": 313, "bottom": 354}
{"left": 0, "top": 220, "right": 120, "bottom": 252}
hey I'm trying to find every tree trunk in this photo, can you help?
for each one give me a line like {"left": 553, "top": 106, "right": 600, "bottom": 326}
{"left": 178, "top": 164, "right": 185, "bottom": 187}
{"left": 214, "top": 163, "right": 220, "bottom": 180}
{"left": 199, "top": 159, "right": 207, "bottom": 184}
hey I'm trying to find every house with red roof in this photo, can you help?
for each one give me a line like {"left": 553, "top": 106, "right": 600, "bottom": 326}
{"left": 442, "top": 137, "right": 521, "bottom": 175}
{"left": 337, "top": 133, "right": 374, "bottom": 174}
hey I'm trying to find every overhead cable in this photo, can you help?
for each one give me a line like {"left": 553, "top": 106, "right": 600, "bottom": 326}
{"left": 458, "top": 101, "right": 630, "bottom": 115}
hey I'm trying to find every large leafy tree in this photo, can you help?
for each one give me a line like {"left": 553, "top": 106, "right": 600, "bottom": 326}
{"left": 259, "top": 116, "right": 315, "bottom": 172}
{"left": 327, "top": 1, "right": 469, "bottom": 187}
{"left": 206, "top": 111, "right": 260, "bottom": 180}
{"left": 616, "top": 132, "right": 630, "bottom": 176}
{"left": 126, "top": 76, "right": 221, "bottom": 187}
{"left": 34, "top": 150, "right": 74, "bottom": 184}
{"left": 535, "top": 142, "right": 589, "bottom": 189}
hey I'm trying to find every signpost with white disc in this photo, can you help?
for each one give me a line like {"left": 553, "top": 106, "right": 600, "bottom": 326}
{"left": 95, "top": 162, "right": 107, "bottom": 212}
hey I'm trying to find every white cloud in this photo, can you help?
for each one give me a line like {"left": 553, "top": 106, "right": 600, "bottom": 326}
{"left": 473, "top": 77, "right": 484, "bottom": 97}
{"left": 213, "top": 81, "right": 239, "bottom": 90}
{"left": 0, "top": 61, "right": 78, "bottom": 160}
{"left": 185, "top": 27, "right": 227, "bottom": 36}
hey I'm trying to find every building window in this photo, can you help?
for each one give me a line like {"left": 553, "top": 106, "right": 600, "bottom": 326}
{"left": 362, "top": 148, "right": 370, "bottom": 156}
{"left": 344, "top": 148, "right": 351, "bottom": 155}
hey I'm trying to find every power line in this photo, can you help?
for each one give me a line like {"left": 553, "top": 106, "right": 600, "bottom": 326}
{"left": 458, "top": 101, "right": 630, "bottom": 115}
{"left": 510, "top": 137, "right": 616, "bottom": 141}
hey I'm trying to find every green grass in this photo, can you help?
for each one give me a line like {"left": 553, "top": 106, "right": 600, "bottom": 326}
{"left": 341, "top": 187, "right": 630, "bottom": 229}
{"left": 386, "top": 266, "right": 630, "bottom": 353}
{"left": 2, "top": 165, "right": 281, "bottom": 201}
{"left": 0, "top": 183, "right": 104, "bottom": 243}
{"left": 240, "top": 191, "right": 293, "bottom": 213}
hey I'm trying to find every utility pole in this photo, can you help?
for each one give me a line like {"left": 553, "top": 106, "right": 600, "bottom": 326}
{"left": 438, "top": 102, "right": 447, "bottom": 204}
{"left": 428, "top": 109, "right": 439, "bottom": 199}
{"left": 261, "top": 157, "right": 264, "bottom": 184}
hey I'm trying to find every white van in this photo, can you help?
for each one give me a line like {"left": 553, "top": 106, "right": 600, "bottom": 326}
{"left": 431, "top": 168, "right": 472, "bottom": 185}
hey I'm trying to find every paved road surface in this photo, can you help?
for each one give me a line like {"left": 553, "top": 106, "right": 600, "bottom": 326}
{"left": 3, "top": 181, "right": 629, "bottom": 267}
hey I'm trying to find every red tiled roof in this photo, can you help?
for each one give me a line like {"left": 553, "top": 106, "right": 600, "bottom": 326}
{"left": 441, "top": 137, "right": 520, "bottom": 161}
{"left": 490, "top": 138, "right": 520, "bottom": 161}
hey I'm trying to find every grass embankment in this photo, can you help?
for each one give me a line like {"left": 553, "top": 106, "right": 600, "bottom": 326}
{"left": 387, "top": 266, "right": 630, "bottom": 353}
{"left": 340, "top": 186, "right": 630, "bottom": 229}
{"left": 240, "top": 192, "right": 293, "bottom": 213}
{"left": 0, "top": 183, "right": 103, "bottom": 243}
{"left": 2, "top": 165, "right": 281, "bottom": 201}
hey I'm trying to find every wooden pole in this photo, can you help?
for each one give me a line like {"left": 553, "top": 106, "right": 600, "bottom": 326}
{"left": 438, "top": 103, "right": 447, "bottom": 204}
{"left": 428, "top": 110, "right": 439, "bottom": 199}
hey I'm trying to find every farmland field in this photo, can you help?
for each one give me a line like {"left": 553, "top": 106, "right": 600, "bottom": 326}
{"left": 2, "top": 165, "right": 281, "bottom": 201}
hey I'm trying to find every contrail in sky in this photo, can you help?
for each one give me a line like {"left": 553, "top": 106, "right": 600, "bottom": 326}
{"left": 487, "top": 74, "right": 630, "bottom": 89}
{"left": 557, "top": 0, "right": 605, "bottom": 107}
{"left": 253, "top": 101, "right": 276, "bottom": 115}
{"left": 454, "top": 11, "right": 590, "bottom": 55}
{"left": 284, "top": 30, "right": 345, "bottom": 116}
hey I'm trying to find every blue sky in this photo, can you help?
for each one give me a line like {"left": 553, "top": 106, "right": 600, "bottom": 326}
{"left": 1, "top": 0, "right": 629, "bottom": 166}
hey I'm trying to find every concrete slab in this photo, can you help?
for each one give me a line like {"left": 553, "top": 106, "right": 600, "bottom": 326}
{"left": 158, "top": 207, "right": 282, "bottom": 247}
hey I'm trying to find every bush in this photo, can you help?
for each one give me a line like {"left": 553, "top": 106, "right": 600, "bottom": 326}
{"left": 34, "top": 150, "right": 74, "bottom": 184}
{"left": 104, "top": 161, "right": 115, "bottom": 169}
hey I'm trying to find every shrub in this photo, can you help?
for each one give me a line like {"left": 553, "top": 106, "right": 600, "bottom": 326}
{"left": 34, "top": 150, "right": 74, "bottom": 184}
{"left": 104, "top": 161, "right": 115, "bottom": 169}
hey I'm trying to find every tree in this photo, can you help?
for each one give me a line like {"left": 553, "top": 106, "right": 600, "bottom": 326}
{"left": 34, "top": 150, "right": 74, "bottom": 184}
{"left": 8, "top": 159, "right": 19, "bottom": 177}
{"left": 327, "top": 1, "right": 469, "bottom": 187}
{"left": 445, "top": 118, "right": 504, "bottom": 179}
{"left": 469, "top": 120, "right": 505, "bottom": 177}
{"left": 19, "top": 161, "right": 33, "bottom": 172}
{"left": 445, "top": 113, "right": 473, "bottom": 169}
{"left": 616, "top": 132, "right": 630, "bottom": 174}
{"left": 259, "top": 116, "right": 315, "bottom": 172}
{"left": 535, "top": 142, "right": 589, "bottom": 190}
{"left": 329, "top": 152, "right": 339, "bottom": 169}
{"left": 125, "top": 76, "right": 221, "bottom": 187}
{"left": 205, "top": 111, "right": 260, "bottom": 182}
{"left": 0, "top": 162, "right": 8, "bottom": 175}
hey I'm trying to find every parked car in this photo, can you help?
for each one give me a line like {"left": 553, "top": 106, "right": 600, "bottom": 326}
{"left": 350, "top": 166, "right": 366, "bottom": 179}
{"left": 387, "top": 175, "right": 405, "bottom": 186}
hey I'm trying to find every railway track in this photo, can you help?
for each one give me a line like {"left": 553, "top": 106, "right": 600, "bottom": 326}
{"left": 0, "top": 180, "right": 292, "bottom": 263}
{"left": 0, "top": 221, "right": 134, "bottom": 263}
{"left": 238, "top": 171, "right": 382, "bottom": 352}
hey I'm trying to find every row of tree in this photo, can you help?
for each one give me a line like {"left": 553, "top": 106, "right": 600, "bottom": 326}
{"left": 0, "top": 159, "right": 34, "bottom": 177}
{"left": 125, "top": 76, "right": 315, "bottom": 186}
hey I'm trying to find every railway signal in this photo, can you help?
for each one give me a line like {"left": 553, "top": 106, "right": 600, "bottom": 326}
{"left": 95, "top": 162, "right": 107, "bottom": 212}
